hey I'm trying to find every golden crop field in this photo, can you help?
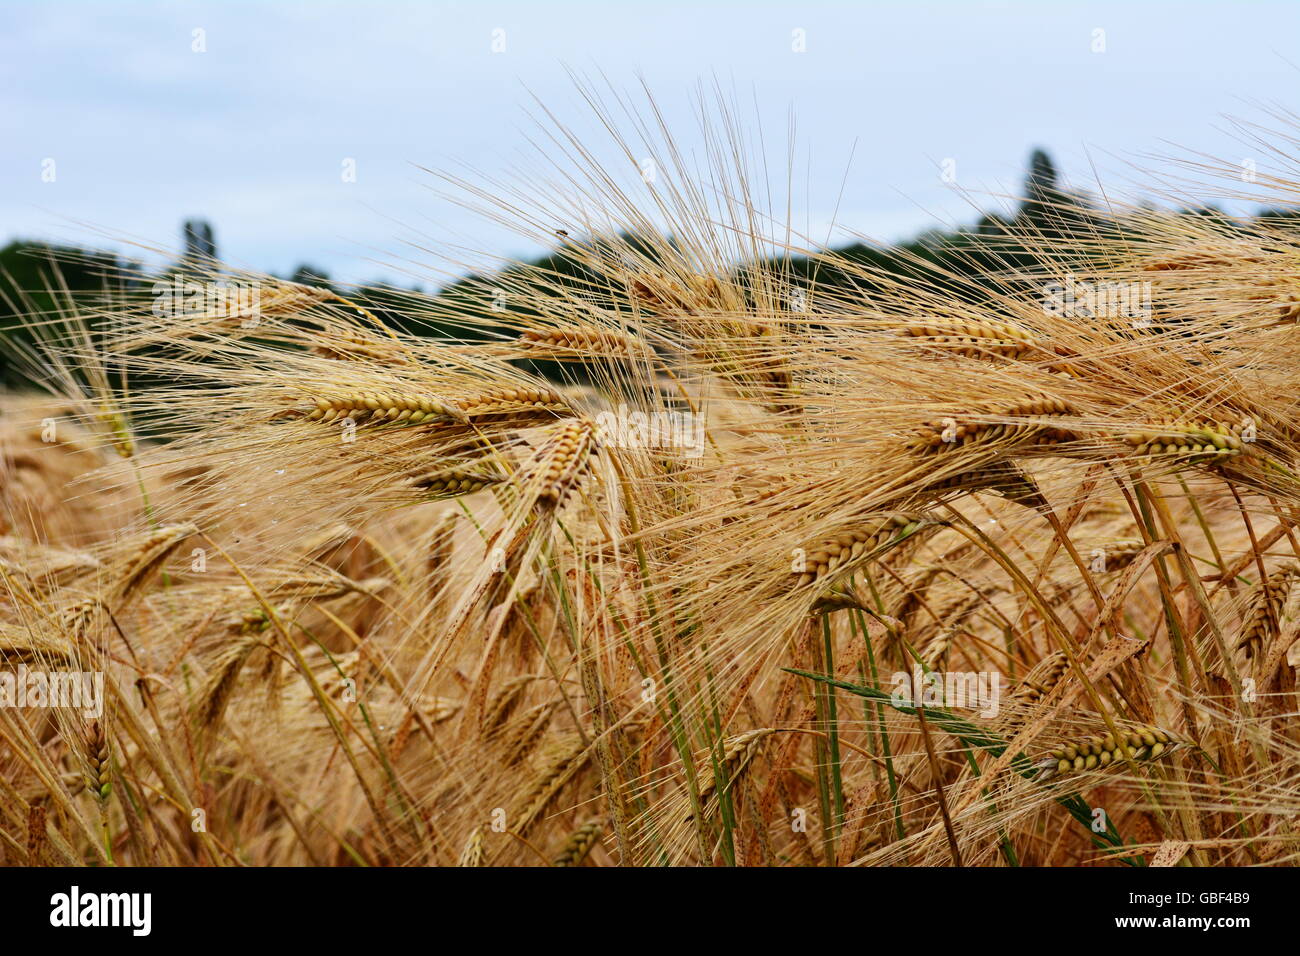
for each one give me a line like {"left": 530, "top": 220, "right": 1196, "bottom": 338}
{"left": 4, "top": 87, "right": 1300, "bottom": 872}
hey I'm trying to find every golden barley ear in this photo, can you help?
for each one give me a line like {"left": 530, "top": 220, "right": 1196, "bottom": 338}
{"left": 406, "top": 461, "right": 508, "bottom": 499}
{"left": 1236, "top": 563, "right": 1299, "bottom": 659}
{"left": 689, "top": 729, "right": 776, "bottom": 823}
{"left": 512, "top": 326, "right": 643, "bottom": 361}
{"left": 193, "top": 632, "right": 267, "bottom": 735}
{"left": 83, "top": 720, "right": 112, "bottom": 803}
{"left": 922, "top": 463, "right": 1050, "bottom": 511}
{"left": 479, "top": 674, "right": 540, "bottom": 739}
{"left": 0, "top": 623, "right": 74, "bottom": 666}
{"left": 510, "top": 734, "right": 592, "bottom": 836}
{"left": 551, "top": 820, "right": 603, "bottom": 866}
{"left": 497, "top": 702, "right": 559, "bottom": 767}
{"left": 1034, "top": 725, "right": 1184, "bottom": 782}
{"left": 457, "top": 827, "right": 485, "bottom": 867}
{"left": 531, "top": 417, "right": 600, "bottom": 510}
{"left": 908, "top": 396, "right": 1076, "bottom": 455}
{"left": 808, "top": 585, "right": 874, "bottom": 616}
{"left": 91, "top": 523, "right": 197, "bottom": 606}
{"left": 793, "top": 513, "right": 939, "bottom": 588}
{"left": 1012, "top": 650, "right": 1070, "bottom": 705}
{"left": 301, "top": 390, "right": 466, "bottom": 426}
{"left": 457, "top": 386, "right": 572, "bottom": 421}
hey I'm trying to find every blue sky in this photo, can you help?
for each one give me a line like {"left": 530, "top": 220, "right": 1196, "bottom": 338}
{"left": 3, "top": 0, "right": 1299, "bottom": 286}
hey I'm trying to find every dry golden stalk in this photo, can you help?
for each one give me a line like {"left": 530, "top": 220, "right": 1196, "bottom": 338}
{"left": 84, "top": 720, "right": 111, "bottom": 802}
{"left": 551, "top": 820, "right": 603, "bottom": 866}
{"left": 457, "top": 827, "right": 485, "bottom": 867}
{"left": 407, "top": 462, "right": 507, "bottom": 498}
{"left": 794, "top": 513, "right": 933, "bottom": 587}
{"left": 1237, "top": 564, "right": 1300, "bottom": 658}
{"left": 692, "top": 729, "right": 776, "bottom": 820}
{"left": 26, "top": 803, "right": 46, "bottom": 865}
{"left": 534, "top": 418, "right": 599, "bottom": 508}
{"left": 304, "top": 393, "right": 465, "bottom": 426}
{"left": 1035, "top": 725, "right": 1183, "bottom": 781}
{"left": 910, "top": 397, "right": 1075, "bottom": 454}
{"left": 1088, "top": 539, "right": 1146, "bottom": 572}
{"left": 456, "top": 386, "right": 571, "bottom": 419}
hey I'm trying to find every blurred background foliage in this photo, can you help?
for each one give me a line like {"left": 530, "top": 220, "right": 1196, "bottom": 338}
{"left": 3, "top": 148, "right": 1296, "bottom": 389}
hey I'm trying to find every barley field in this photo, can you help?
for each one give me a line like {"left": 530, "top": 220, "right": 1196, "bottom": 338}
{"left": 4, "top": 97, "right": 1300, "bottom": 869}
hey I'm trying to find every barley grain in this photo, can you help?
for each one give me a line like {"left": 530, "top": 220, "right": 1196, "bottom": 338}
{"left": 552, "top": 820, "right": 603, "bottom": 866}
{"left": 1035, "top": 725, "right": 1183, "bottom": 781}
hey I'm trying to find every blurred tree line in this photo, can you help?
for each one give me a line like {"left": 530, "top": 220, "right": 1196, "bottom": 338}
{"left": 2, "top": 149, "right": 1296, "bottom": 388}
